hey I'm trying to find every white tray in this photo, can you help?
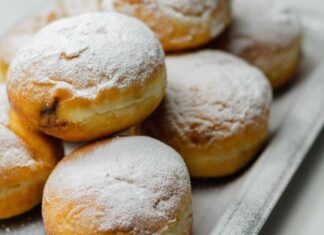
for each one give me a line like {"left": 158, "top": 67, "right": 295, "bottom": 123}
{"left": 0, "top": 0, "right": 324, "bottom": 234}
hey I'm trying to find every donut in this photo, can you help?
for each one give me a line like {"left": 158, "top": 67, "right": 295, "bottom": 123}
{"left": 42, "top": 136, "right": 192, "bottom": 234}
{"left": 112, "top": 0, "right": 231, "bottom": 52}
{"left": 141, "top": 50, "right": 272, "bottom": 177}
{"left": 0, "top": 6, "right": 64, "bottom": 82}
{"left": 219, "top": 0, "right": 302, "bottom": 88}
{"left": 0, "top": 85, "right": 63, "bottom": 219}
{"left": 7, "top": 13, "right": 166, "bottom": 142}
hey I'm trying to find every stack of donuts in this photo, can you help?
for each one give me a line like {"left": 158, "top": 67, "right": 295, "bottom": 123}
{"left": 0, "top": 0, "right": 302, "bottom": 233}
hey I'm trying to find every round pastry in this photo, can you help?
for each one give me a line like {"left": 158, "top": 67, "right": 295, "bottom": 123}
{"left": 0, "top": 85, "right": 63, "bottom": 219}
{"left": 113, "top": 0, "right": 231, "bottom": 52}
{"left": 220, "top": 0, "right": 302, "bottom": 88}
{"left": 42, "top": 136, "right": 192, "bottom": 234}
{"left": 7, "top": 13, "right": 166, "bottom": 142}
{"left": 141, "top": 50, "right": 272, "bottom": 177}
{"left": 0, "top": 6, "right": 64, "bottom": 82}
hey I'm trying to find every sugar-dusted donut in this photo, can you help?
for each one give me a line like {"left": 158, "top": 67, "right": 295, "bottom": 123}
{"left": 220, "top": 0, "right": 302, "bottom": 88}
{"left": 7, "top": 13, "right": 166, "bottom": 142}
{"left": 142, "top": 50, "right": 272, "bottom": 177}
{"left": 43, "top": 136, "right": 192, "bottom": 234}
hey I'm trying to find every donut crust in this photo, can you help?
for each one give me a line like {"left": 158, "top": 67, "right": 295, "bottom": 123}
{"left": 237, "top": 38, "right": 301, "bottom": 88}
{"left": 0, "top": 61, "right": 7, "bottom": 83}
{"left": 8, "top": 70, "right": 166, "bottom": 141}
{"left": 143, "top": 113, "right": 268, "bottom": 177}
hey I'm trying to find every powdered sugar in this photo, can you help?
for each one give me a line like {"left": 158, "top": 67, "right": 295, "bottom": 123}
{"left": 155, "top": 0, "right": 222, "bottom": 39}
{"left": 58, "top": 0, "right": 103, "bottom": 16}
{"left": 59, "top": 0, "right": 115, "bottom": 14}
{"left": 228, "top": 0, "right": 302, "bottom": 54}
{"left": 0, "top": 125, "right": 35, "bottom": 170}
{"left": 112, "top": 0, "right": 219, "bottom": 21}
{"left": 162, "top": 50, "right": 272, "bottom": 143}
{"left": 0, "top": 85, "right": 35, "bottom": 171}
{"left": 44, "top": 136, "right": 191, "bottom": 233}
{"left": 0, "top": 85, "right": 9, "bottom": 126}
{"left": 154, "top": 0, "right": 218, "bottom": 18}
{"left": 8, "top": 13, "right": 165, "bottom": 100}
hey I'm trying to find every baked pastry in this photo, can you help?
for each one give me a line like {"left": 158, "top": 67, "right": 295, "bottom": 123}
{"left": 0, "top": 6, "right": 64, "bottom": 82}
{"left": 0, "top": 85, "right": 63, "bottom": 219}
{"left": 219, "top": 0, "right": 302, "bottom": 88}
{"left": 113, "top": 0, "right": 231, "bottom": 52}
{"left": 141, "top": 50, "right": 272, "bottom": 177}
{"left": 42, "top": 136, "right": 192, "bottom": 234}
{"left": 7, "top": 13, "right": 166, "bottom": 142}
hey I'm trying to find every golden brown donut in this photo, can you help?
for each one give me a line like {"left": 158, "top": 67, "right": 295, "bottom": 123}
{"left": 43, "top": 136, "right": 192, "bottom": 234}
{"left": 0, "top": 6, "right": 64, "bottom": 82}
{"left": 0, "top": 85, "right": 63, "bottom": 219}
{"left": 112, "top": 0, "right": 231, "bottom": 52}
{"left": 7, "top": 13, "right": 166, "bottom": 142}
{"left": 141, "top": 50, "right": 272, "bottom": 177}
{"left": 219, "top": 0, "right": 302, "bottom": 88}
